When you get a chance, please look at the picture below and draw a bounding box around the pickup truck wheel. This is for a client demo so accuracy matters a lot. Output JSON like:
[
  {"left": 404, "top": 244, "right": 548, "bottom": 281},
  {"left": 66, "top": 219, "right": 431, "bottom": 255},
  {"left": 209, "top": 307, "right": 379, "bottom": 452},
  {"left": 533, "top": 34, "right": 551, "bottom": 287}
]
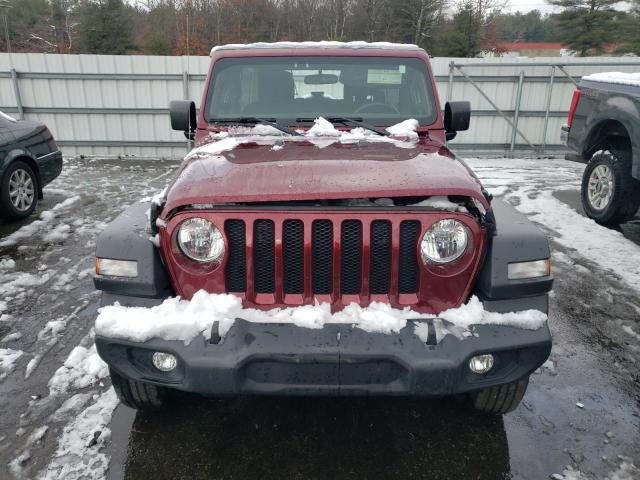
[
  {"left": 0, "top": 161, "right": 39, "bottom": 220},
  {"left": 110, "top": 368, "right": 167, "bottom": 410},
  {"left": 581, "top": 149, "right": 640, "bottom": 225},
  {"left": 471, "top": 377, "right": 529, "bottom": 414}
]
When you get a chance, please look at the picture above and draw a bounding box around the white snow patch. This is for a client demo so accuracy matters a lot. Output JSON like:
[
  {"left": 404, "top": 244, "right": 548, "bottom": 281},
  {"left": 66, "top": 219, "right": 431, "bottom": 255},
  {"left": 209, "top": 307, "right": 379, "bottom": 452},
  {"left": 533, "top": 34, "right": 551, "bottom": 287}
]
[
  {"left": 48, "top": 344, "right": 109, "bottom": 395},
  {"left": 186, "top": 136, "right": 241, "bottom": 159},
  {"left": 582, "top": 71, "right": 640, "bottom": 87},
  {"left": 410, "top": 195, "right": 468, "bottom": 212},
  {"left": 0, "top": 348, "right": 24, "bottom": 380},
  {"left": 96, "top": 291, "right": 547, "bottom": 346},
  {"left": 0, "top": 196, "right": 80, "bottom": 247},
  {"left": 307, "top": 117, "right": 342, "bottom": 137},
  {"left": 151, "top": 187, "right": 167, "bottom": 206},
  {"left": 39, "top": 388, "right": 118, "bottom": 480},
  {"left": 386, "top": 118, "right": 419, "bottom": 139},
  {"left": 42, "top": 223, "right": 71, "bottom": 243},
  {"left": 0, "top": 258, "right": 16, "bottom": 269}
]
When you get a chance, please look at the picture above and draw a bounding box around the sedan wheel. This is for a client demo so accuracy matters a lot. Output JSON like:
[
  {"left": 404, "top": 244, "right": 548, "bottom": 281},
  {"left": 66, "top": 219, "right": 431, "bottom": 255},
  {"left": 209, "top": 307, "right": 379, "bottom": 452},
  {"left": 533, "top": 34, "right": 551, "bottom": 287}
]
[
  {"left": 0, "top": 161, "right": 39, "bottom": 220},
  {"left": 9, "top": 168, "right": 36, "bottom": 212}
]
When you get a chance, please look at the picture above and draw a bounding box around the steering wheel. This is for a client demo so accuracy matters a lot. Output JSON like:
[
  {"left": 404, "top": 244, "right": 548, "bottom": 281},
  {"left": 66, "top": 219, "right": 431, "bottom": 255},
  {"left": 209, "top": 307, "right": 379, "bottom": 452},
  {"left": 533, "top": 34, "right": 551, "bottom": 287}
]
[{"left": 354, "top": 103, "right": 401, "bottom": 115}]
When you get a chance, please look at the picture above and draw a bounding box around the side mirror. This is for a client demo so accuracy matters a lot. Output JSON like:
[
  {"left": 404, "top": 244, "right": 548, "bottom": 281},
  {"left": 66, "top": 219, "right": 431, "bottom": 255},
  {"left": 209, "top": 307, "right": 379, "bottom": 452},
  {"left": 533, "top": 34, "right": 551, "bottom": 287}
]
[
  {"left": 444, "top": 101, "right": 471, "bottom": 141},
  {"left": 170, "top": 100, "right": 196, "bottom": 140}
]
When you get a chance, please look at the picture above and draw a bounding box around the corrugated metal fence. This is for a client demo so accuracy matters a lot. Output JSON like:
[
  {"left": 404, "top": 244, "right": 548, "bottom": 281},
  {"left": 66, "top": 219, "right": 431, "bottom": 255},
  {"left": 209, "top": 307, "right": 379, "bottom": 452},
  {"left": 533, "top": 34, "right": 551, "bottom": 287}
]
[{"left": 1, "top": 53, "right": 639, "bottom": 159}]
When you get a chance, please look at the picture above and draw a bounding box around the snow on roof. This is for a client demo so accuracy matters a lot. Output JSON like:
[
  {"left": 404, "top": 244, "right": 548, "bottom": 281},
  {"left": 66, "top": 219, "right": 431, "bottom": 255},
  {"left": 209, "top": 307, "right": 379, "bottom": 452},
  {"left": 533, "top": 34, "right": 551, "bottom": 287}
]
[
  {"left": 581, "top": 72, "right": 640, "bottom": 88},
  {"left": 211, "top": 41, "right": 422, "bottom": 56}
]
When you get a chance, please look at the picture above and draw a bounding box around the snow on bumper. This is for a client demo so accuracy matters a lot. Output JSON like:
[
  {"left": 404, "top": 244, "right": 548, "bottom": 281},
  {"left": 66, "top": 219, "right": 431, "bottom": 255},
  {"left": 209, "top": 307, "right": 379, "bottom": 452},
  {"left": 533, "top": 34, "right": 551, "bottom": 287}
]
[{"left": 95, "top": 292, "right": 551, "bottom": 396}]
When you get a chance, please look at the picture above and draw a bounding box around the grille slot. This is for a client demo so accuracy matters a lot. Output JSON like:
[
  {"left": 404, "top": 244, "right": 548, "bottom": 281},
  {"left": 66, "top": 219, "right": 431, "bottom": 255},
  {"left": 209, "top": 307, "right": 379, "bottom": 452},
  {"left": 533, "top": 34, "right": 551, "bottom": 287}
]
[
  {"left": 254, "top": 220, "right": 275, "bottom": 293},
  {"left": 283, "top": 220, "right": 304, "bottom": 294},
  {"left": 224, "top": 220, "right": 246, "bottom": 292},
  {"left": 341, "top": 220, "right": 362, "bottom": 295},
  {"left": 312, "top": 220, "right": 333, "bottom": 294},
  {"left": 370, "top": 220, "right": 391, "bottom": 294},
  {"left": 398, "top": 220, "right": 421, "bottom": 294}
]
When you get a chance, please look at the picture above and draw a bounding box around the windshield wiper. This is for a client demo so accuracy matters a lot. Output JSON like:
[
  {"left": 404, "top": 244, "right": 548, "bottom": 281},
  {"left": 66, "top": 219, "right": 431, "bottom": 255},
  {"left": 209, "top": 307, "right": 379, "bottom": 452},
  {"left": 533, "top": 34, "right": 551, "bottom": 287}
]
[
  {"left": 296, "top": 117, "right": 390, "bottom": 137},
  {"left": 210, "top": 117, "right": 302, "bottom": 136}
]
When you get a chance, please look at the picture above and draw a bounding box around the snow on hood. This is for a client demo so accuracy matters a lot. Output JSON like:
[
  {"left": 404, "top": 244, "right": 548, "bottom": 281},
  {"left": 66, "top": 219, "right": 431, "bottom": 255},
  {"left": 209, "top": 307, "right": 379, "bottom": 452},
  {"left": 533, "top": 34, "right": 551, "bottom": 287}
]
[
  {"left": 582, "top": 71, "right": 640, "bottom": 87},
  {"left": 187, "top": 117, "right": 420, "bottom": 159},
  {"left": 211, "top": 41, "right": 422, "bottom": 55},
  {"left": 95, "top": 291, "right": 547, "bottom": 346}
]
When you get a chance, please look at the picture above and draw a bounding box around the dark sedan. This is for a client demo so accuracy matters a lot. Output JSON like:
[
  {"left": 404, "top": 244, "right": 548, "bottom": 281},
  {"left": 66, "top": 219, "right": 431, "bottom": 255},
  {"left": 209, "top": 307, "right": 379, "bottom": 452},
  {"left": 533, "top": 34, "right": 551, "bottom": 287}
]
[{"left": 0, "top": 111, "right": 63, "bottom": 219}]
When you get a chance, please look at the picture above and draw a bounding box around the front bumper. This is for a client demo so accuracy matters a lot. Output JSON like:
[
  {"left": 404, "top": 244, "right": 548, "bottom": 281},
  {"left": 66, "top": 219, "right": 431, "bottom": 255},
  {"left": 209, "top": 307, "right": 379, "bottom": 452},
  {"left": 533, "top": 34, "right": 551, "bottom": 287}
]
[{"left": 96, "top": 313, "right": 551, "bottom": 397}]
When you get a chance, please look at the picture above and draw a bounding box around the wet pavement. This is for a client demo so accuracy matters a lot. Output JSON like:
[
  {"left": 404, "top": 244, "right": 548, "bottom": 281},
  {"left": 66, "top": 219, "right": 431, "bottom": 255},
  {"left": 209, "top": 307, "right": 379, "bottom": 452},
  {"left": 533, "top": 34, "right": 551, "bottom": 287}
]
[{"left": 0, "top": 157, "right": 638, "bottom": 480}]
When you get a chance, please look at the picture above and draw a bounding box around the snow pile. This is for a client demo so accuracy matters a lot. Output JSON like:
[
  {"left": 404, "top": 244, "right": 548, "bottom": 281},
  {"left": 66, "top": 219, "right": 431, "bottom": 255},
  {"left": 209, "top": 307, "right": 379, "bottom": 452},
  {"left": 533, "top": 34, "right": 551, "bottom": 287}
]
[
  {"left": 39, "top": 388, "right": 119, "bottom": 480},
  {"left": 211, "top": 41, "right": 421, "bottom": 55},
  {"left": 0, "top": 348, "right": 24, "bottom": 380},
  {"left": 0, "top": 258, "right": 16, "bottom": 269},
  {"left": 0, "top": 196, "right": 80, "bottom": 247},
  {"left": 307, "top": 116, "right": 342, "bottom": 137},
  {"left": 582, "top": 71, "right": 640, "bottom": 87},
  {"left": 386, "top": 118, "right": 419, "bottom": 139},
  {"left": 42, "top": 223, "right": 71, "bottom": 243},
  {"left": 96, "top": 290, "right": 547, "bottom": 346},
  {"left": 48, "top": 344, "right": 109, "bottom": 395},
  {"left": 411, "top": 196, "right": 468, "bottom": 212}
]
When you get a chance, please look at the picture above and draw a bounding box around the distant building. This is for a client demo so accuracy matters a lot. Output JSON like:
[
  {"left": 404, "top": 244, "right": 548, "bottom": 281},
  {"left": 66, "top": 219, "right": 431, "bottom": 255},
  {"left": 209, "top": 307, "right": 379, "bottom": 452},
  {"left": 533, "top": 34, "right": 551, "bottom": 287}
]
[
  {"left": 492, "top": 42, "right": 620, "bottom": 58},
  {"left": 496, "top": 42, "right": 572, "bottom": 57}
]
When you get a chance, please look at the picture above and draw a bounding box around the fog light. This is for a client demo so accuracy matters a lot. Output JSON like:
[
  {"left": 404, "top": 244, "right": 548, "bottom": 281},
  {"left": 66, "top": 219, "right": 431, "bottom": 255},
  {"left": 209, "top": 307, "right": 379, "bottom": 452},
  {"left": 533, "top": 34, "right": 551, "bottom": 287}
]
[
  {"left": 152, "top": 352, "right": 177, "bottom": 372},
  {"left": 469, "top": 354, "right": 494, "bottom": 374}
]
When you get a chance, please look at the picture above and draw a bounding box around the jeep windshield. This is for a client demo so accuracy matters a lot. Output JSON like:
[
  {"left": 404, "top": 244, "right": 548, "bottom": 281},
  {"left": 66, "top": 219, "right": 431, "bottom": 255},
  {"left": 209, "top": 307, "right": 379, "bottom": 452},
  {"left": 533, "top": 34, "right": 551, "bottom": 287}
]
[{"left": 205, "top": 56, "right": 437, "bottom": 127}]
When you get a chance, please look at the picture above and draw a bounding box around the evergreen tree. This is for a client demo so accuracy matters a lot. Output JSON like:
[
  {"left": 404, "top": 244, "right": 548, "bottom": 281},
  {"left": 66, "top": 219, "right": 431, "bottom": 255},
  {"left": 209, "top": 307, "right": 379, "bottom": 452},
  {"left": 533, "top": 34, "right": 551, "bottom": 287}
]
[
  {"left": 548, "top": 0, "right": 621, "bottom": 56},
  {"left": 77, "top": 0, "right": 134, "bottom": 54}
]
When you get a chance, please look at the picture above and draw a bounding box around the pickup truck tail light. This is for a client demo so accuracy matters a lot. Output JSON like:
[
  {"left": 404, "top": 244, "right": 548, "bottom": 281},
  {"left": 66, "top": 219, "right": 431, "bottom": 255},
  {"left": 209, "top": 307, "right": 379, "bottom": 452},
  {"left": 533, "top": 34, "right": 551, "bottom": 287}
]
[{"left": 567, "top": 89, "right": 582, "bottom": 128}]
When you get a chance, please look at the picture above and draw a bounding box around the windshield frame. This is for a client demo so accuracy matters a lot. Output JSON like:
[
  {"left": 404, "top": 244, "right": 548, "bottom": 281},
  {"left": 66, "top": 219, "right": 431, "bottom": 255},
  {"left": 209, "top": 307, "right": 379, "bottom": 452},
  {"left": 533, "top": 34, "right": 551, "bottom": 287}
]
[{"left": 203, "top": 55, "right": 438, "bottom": 128}]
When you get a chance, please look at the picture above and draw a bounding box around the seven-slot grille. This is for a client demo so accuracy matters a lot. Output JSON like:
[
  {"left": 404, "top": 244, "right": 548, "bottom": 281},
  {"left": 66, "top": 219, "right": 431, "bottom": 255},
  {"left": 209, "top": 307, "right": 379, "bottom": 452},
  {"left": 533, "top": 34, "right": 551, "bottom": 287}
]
[{"left": 224, "top": 218, "right": 421, "bottom": 300}]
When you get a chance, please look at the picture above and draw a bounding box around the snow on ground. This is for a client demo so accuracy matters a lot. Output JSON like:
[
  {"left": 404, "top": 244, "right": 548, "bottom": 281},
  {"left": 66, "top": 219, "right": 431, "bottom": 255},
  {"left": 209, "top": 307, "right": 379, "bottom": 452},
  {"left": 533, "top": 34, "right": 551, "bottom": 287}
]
[
  {"left": 48, "top": 342, "right": 108, "bottom": 396},
  {"left": 96, "top": 291, "right": 547, "bottom": 346},
  {"left": 39, "top": 388, "right": 118, "bottom": 480},
  {"left": 0, "top": 348, "right": 23, "bottom": 380},
  {"left": 0, "top": 196, "right": 79, "bottom": 248},
  {"left": 582, "top": 72, "right": 640, "bottom": 87}
]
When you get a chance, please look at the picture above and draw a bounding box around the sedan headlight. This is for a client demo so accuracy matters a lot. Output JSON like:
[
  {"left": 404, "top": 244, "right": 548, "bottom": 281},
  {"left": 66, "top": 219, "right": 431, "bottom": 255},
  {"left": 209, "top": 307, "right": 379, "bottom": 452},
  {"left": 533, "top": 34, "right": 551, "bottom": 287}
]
[
  {"left": 177, "top": 218, "right": 225, "bottom": 263},
  {"left": 420, "top": 219, "right": 470, "bottom": 264}
]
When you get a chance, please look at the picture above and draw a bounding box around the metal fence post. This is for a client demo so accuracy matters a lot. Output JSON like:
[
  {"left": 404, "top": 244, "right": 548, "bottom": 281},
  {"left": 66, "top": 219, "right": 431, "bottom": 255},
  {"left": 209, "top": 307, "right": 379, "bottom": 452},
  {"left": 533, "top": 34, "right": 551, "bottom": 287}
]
[
  {"left": 10, "top": 68, "right": 24, "bottom": 119},
  {"left": 510, "top": 71, "right": 525, "bottom": 154},
  {"left": 541, "top": 66, "right": 555, "bottom": 154},
  {"left": 447, "top": 61, "right": 454, "bottom": 102}
]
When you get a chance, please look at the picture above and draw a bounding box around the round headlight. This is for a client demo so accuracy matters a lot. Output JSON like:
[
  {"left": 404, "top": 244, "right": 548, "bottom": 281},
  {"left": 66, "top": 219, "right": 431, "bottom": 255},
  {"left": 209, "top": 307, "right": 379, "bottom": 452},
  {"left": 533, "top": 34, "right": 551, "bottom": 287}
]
[
  {"left": 420, "top": 219, "right": 470, "bottom": 264},
  {"left": 177, "top": 218, "right": 224, "bottom": 263}
]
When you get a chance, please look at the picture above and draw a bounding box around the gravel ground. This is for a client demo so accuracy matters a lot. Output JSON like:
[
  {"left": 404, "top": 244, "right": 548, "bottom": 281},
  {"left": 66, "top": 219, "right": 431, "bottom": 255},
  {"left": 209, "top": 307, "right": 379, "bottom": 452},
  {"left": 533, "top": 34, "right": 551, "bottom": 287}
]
[{"left": 0, "top": 156, "right": 639, "bottom": 480}]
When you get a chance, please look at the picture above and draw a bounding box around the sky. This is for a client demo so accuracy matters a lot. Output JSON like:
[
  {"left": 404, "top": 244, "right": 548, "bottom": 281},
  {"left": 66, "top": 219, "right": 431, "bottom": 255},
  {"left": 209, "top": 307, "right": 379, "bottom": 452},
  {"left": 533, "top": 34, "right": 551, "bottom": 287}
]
[{"left": 504, "top": 0, "right": 631, "bottom": 14}]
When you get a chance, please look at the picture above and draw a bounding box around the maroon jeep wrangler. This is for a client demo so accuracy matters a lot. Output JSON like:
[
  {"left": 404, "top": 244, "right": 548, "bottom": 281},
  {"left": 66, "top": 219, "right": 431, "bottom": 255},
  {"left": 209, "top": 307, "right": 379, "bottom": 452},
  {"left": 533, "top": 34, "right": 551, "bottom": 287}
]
[{"left": 94, "top": 42, "right": 553, "bottom": 413}]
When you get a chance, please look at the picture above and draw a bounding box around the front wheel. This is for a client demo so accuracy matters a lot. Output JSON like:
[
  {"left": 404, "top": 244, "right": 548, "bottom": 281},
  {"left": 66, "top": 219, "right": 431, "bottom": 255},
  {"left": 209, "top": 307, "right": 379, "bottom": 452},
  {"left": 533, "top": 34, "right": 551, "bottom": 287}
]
[
  {"left": 581, "top": 150, "right": 640, "bottom": 225},
  {"left": 109, "top": 368, "right": 168, "bottom": 410},
  {"left": 471, "top": 377, "right": 529, "bottom": 414},
  {"left": 0, "top": 160, "right": 39, "bottom": 219}
]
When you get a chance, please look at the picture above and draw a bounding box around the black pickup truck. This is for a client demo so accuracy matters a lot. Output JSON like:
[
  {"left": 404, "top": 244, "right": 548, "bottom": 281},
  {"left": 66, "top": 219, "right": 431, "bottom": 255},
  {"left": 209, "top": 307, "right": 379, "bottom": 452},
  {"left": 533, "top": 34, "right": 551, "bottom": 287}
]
[{"left": 562, "top": 72, "right": 640, "bottom": 225}]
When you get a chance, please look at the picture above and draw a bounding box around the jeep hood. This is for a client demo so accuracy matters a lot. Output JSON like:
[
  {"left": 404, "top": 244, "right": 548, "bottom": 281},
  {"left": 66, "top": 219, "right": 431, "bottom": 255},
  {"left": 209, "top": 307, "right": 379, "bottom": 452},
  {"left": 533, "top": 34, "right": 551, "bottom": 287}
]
[{"left": 162, "top": 140, "right": 489, "bottom": 213}]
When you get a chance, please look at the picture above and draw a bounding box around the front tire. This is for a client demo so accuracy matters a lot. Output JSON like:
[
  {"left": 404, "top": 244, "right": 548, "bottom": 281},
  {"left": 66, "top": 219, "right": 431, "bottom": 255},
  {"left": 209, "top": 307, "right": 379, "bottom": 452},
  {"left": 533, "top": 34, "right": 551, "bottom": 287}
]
[
  {"left": 110, "top": 368, "right": 168, "bottom": 410},
  {"left": 471, "top": 377, "right": 529, "bottom": 414},
  {"left": 581, "top": 149, "right": 640, "bottom": 225},
  {"left": 0, "top": 161, "right": 39, "bottom": 219}
]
